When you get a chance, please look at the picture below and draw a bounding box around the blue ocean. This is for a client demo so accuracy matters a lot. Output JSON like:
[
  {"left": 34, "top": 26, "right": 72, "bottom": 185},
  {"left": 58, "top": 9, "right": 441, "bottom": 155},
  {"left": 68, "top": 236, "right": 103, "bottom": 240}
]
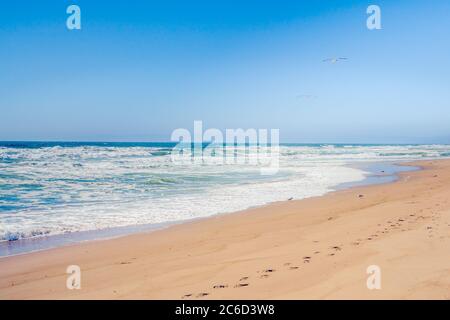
[{"left": 1, "top": 142, "right": 449, "bottom": 252}]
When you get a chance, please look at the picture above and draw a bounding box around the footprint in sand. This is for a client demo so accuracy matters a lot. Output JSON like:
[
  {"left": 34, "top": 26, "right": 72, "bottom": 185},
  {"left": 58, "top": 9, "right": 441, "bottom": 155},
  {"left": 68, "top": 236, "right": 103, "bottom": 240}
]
[
  {"left": 213, "top": 284, "right": 228, "bottom": 289},
  {"left": 289, "top": 266, "right": 299, "bottom": 270},
  {"left": 196, "top": 292, "right": 210, "bottom": 297},
  {"left": 303, "top": 256, "right": 311, "bottom": 263},
  {"left": 182, "top": 294, "right": 193, "bottom": 299},
  {"left": 239, "top": 276, "right": 249, "bottom": 281},
  {"left": 234, "top": 283, "right": 249, "bottom": 288}
]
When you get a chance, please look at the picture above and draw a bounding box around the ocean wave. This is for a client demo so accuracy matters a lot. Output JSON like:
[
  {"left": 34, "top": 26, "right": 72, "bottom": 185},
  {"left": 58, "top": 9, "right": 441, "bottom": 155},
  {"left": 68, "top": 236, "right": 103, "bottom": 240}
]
[{"left": 1, "top": 144, "right": 450, "bottom": 241}]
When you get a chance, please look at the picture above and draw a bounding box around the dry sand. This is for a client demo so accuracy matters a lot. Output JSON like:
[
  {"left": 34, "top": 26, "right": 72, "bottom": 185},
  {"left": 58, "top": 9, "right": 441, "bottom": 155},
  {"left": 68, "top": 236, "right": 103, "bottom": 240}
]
[{"left": 0, "top": 159, "right": 449, "bottom": 300}]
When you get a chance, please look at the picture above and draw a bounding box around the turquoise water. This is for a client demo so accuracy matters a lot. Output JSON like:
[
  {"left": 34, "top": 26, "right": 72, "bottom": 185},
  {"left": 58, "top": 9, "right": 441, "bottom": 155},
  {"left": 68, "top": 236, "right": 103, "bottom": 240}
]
[{"left": 1, "top": 142, "right": 449, "bottom": 249}]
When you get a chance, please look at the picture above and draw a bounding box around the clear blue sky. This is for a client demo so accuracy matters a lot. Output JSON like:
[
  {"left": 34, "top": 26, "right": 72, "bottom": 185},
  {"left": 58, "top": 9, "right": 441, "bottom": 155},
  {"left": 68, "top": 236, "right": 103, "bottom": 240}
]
[{"left": 1, "top": 0, "right": 449, "bottom": 143}]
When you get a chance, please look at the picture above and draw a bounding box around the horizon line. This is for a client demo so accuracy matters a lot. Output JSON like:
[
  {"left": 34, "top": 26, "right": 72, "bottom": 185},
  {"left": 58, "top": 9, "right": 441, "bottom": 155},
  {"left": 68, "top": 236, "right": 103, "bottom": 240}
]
[{"left": 1, "top": 140, "right": 449, "bottom": 146}]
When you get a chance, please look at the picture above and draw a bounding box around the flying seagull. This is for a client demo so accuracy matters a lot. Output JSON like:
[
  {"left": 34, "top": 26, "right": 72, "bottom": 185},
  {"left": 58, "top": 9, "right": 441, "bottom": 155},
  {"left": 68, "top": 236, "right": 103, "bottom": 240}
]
[
  {"left": 322, "top": 57, "right": 348, "bottom": 64},
  {"left": 296, "top": 94, "right": 318, "bottom": 99}
]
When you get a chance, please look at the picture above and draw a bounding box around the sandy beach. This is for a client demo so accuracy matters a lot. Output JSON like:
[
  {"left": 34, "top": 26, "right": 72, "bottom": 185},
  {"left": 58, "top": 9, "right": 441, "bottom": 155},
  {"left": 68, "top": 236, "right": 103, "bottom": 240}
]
[{"left": 0, "top": 159, "right": 449, "bottom": 300}]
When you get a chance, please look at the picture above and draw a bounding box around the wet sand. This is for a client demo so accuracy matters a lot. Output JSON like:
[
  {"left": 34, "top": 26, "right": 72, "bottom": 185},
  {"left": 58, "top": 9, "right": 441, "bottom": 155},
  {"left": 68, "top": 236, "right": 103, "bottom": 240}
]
[{"left": 1, "top": 159, "right": 449, "bottom": 299}]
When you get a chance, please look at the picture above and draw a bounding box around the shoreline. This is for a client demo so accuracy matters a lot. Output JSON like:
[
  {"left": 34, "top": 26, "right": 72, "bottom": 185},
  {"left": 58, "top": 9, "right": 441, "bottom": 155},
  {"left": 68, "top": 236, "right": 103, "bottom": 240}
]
[
  {"left": 1, "top": 159, "right": 449, "bottom": 299},
  {"left": 0, "top": 160, "right": 417, "bottom": 258}
]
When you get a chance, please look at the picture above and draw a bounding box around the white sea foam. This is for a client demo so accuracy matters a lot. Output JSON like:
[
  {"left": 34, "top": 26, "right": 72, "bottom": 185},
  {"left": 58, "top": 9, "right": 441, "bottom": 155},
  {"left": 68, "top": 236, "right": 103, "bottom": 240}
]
[{"left": 1, "top": 144, "right": 449, "bottom": 241}]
